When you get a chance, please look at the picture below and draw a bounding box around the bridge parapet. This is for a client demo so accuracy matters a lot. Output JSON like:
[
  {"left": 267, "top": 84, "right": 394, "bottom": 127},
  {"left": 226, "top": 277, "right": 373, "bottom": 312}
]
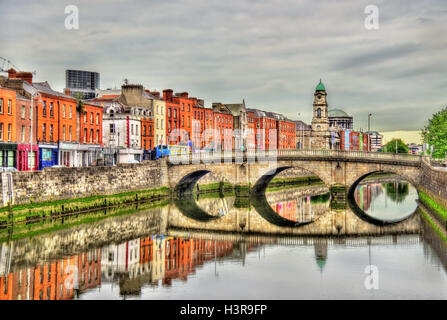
[{"left": 168, "top": 149, "right": 422, "bottom": 166}]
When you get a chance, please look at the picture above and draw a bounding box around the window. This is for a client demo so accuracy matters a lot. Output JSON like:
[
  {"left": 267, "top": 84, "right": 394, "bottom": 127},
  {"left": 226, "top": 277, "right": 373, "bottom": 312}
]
[
  {"left": 84, "top": 112, "right": 87, "bottom": 123},
  {"left": 136, "top": 125, "right": 139, "bottom": 136},
  {"left": 110, "top": 123, "right": 115, "bottom": 134},
  {"left": 43, "top": 101, "right": 47, "bottom": 117},
  {"left": 21, "top": 126, "right": 25, "bottom": 142},
  {"left": 168, "top": 108, "right": 171, "bottom": 118},
  {"left": 7, "top": 124, "right": 11, "bottom": 141},
  {"left": 50, "top": 124, "right": 53, "bottom": 141},
  {"left": 62, "top": 125, "right": 66, "bottom": 141},
  {"left": 156, "top": 119, "right": 159, "bottom": 129},
  {"left": 69, "top": 106, "right": 72, "bottom": 119},
  {"left": 50, "top": 102, "right": 53, "bottom": 117},
  {"left": 131, "top": 124, "right": 134, "bottom": 135},
  {"left": 317, "top": 108, "right": 321, "bottom": 118},
  {"left": 0, "top": 123, "right": 2, "bottom": 141},
  {"left": 0, "top": 98, "right": 3, "bottom": 113},
  {"left": 90, "top": 129, "right": 94, "bottom": 143},
  {"left": 97, "top": 129, "right": 100, "bottom": 143},
  {"left": 42, "top": 124, "right": 46, "bottom": 140},
  {"left": 7, "top": 100, "right": 12, "bottom": 114},
  {"left": 21, "top": 105, "right": 26, "bottom": 118},
  {"left": 83, "top": 128, "right": 87, "bottom": 143},
  {"left": 69, "top": 126, "right": 72, "bottom": 141},
  {"left": 62, "top": 104, "right": 66, "bottom": 118},
  {"left": 90, "top": 113, "right": 93, "bottom": 124},
  {"left": 96, "top": 113, "right": 99, "bottom": 125}
]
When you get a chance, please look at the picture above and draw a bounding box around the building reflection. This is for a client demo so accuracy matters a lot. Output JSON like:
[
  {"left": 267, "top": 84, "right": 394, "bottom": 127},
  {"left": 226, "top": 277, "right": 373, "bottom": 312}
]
[
  {"left": 0, "top": 236, "right": 251, "bottom": 299},
  {"left": 269, "top": 193, "right": 330, "bottom": 223},
  {"left": 354, "top": 183, "right": 383, "bottom": 212},
  {"left": 0, "top": 248, "right": 101, "bottom": 300}
]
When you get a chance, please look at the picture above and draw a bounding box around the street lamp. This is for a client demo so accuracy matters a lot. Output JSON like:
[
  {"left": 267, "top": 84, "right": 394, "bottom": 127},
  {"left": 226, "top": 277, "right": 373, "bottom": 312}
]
[
  {"left": 368, "top": 113, "right": 372, "bottom": 132},
  {"left": 30, "top": 90, "right": 42, "bottom": 170}
]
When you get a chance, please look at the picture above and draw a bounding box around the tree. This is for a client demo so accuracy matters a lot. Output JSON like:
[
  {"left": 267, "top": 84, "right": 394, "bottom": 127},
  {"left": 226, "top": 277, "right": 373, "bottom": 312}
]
[
  {"left": 422, "top": 107, "right": 447, "bottom": 159},
  {"left": 381, "top": 138, "right": 409, "bottom": 154},
  {"left": 72, "top": 92, "right": 85, "bottom": 113}
]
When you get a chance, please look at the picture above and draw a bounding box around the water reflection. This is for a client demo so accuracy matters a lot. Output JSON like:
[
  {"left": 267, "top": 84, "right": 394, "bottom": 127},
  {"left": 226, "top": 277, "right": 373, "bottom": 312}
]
[
  {"left": 353, "top": 179, "right": 418, "bottom": 223},
  {"left": 0, "top": 177, "right": 445, "bottom": 300}
]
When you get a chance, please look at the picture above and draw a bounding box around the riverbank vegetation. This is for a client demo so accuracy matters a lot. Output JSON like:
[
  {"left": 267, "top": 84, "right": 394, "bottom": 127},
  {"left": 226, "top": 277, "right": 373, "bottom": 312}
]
[
  {"left": 418, "top": 190, "right": 447, "bottom": 223},
  {"left": 0, "top": 187, "right": 170, "bottom": 227}
]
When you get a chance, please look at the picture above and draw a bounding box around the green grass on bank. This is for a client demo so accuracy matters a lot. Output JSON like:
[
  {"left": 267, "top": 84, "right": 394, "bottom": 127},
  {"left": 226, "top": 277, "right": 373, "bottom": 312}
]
[
  {"left": 418, "top": 190, "right": 447, "bottom": 222},
  {"left": 0, "top": 186, "right": 170, "bottom": 225},
  {"left": 418, "top": 207, "right": 447, "bottom": 243}
]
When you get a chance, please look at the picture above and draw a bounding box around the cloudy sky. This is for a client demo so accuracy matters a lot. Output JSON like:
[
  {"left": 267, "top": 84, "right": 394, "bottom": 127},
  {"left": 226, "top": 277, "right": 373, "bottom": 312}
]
[{"left": 1, "top": 0, "right": 446, "bottom": 133}]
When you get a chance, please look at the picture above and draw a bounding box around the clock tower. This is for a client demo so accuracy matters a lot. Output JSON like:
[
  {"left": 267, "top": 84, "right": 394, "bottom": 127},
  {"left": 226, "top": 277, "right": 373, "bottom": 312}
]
[{"left": 311, "top": 79, "right": 330, "bottom": 149}]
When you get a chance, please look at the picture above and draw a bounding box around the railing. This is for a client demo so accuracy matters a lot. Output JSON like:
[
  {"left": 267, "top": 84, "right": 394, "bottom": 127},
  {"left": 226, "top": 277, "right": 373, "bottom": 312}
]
[{"left": 167, "top": 149, "right": 422, "bottom": 165}]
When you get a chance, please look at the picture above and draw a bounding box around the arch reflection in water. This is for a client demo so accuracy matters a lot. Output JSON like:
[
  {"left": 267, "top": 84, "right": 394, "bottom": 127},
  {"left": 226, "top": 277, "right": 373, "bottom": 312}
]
[
  {"left": 351, "top": 176, "right": 419, "bottom": 224},
  {"left": 183, "top": 184, "right": 332, "bottom": 228}
]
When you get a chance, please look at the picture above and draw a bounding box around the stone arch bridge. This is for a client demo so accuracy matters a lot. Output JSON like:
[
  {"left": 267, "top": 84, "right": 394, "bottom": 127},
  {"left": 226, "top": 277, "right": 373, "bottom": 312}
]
[{"left": 166, "top": 150, "right": 422, "bottom": 194}]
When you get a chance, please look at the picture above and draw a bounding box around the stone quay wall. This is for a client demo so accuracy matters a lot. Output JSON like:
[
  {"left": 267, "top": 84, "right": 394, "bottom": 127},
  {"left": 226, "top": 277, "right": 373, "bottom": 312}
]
[
  {"left": 420, "top": 158, "right": 447, "bottom": 207},
  {"left": 1, "top": 160, "right": 170, "bottom": 206}
]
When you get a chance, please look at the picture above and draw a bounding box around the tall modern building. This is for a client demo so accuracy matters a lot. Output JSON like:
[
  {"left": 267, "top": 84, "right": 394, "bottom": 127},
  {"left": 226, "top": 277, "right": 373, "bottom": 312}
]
[{"left": 65, "top": 69, "right": 100, "bottom": 99}]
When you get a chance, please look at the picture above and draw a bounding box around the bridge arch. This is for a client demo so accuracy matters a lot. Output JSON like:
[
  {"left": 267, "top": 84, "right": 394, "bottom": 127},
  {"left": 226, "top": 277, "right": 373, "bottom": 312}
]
[
  {"left": 347, "top": 170, "right": 419, "bottom": 225},
  {"left": 173, "top": 165, "right": 236, "bottom": 193},
  {"left": 251, "top": 165, "right": 327, "bottom": 195}
]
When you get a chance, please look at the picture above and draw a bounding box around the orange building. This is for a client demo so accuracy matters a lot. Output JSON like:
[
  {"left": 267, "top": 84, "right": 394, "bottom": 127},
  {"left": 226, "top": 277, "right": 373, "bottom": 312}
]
[
  {"left": 163, "top": 90, "right": 197, "bottom": 145},
  {"left": 277, "top": 119, "right": 296, "bottom": 149},
  {"left": 0, "top": 86, "right": 17, "bottom": 167},
  {"left": 164, "top": 89, "right": 181, "bottom": 145},
  {"left": 213, "top": 111, "right": 233, "bottom": 151},
  {"left": 141, "top": 117, "right": 154, "bottom": 151}
]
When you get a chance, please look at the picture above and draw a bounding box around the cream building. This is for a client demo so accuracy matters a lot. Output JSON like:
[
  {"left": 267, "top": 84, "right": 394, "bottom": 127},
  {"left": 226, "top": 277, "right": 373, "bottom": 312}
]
[{"left": 152, "top": 97, "right": 166, "bottom": 146}]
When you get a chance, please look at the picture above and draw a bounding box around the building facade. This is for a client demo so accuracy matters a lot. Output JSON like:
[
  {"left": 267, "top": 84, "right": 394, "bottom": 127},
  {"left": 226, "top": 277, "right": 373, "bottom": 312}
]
[{"left": 65, "top": 70, "right": 100, "bottom": 100}]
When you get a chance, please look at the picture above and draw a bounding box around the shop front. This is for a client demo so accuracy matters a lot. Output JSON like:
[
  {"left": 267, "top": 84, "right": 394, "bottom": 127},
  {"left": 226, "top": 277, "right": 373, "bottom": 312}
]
[
  {"left": 58, "top": 142, "right": 79, "bottom": 167},
  {"left": 38, "top": 143, "right": 58, "bottom": 169},
  {"left": 77, "top": 143, "right": 102, "bottom": 166},
  {"left": 0, "top": 143, "right": 17, "bottom": 168},
  {"left": 117, "top": 148, "right": 143, "bottom": 164},
  {"left": 17, "top": 144, "right": 39, "bottom": 171}
]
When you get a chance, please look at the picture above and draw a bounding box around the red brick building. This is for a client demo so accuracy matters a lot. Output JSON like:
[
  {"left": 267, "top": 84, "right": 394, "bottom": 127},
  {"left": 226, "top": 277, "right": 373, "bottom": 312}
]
[{"left": 213, "top": 111, "right": 233, "bottom": 151}]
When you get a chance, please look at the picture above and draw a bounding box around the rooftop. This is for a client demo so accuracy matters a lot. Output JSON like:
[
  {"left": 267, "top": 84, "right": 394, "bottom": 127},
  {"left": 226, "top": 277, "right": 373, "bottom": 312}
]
[{"left": 328, "top": 108, "right": 351, "bottom": 118}]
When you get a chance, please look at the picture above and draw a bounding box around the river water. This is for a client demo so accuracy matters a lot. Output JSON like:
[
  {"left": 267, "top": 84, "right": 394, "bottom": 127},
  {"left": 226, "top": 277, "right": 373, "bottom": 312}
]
[{"left": 0, "top": 177, "right": 446, "bottom": 300}]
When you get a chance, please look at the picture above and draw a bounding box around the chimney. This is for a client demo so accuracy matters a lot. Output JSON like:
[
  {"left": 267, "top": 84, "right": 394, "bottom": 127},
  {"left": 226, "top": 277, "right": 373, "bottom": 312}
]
[
  {"left": 197, "top": 99, "right": 204, "bottom": 106},
  {"left": 152, "top": 91, "right": 160, "bottom": 99},
  {"left": 121, "top": 84, "right": 143, "bottom": 98},
  {"left": 16, "top": 72, "right": 33, "bottom": 84},
  {"left": 8, "top": 68, "right": 16, "bottom": 79},
  {"left": 163, "top": 89, "right": 173, "bottom": 101},
  {"left": 181, "top": 92, "right": 188, "bottom": 98},
  {"left": 64, "top": 88, "right": 71, "bottom": 96}
]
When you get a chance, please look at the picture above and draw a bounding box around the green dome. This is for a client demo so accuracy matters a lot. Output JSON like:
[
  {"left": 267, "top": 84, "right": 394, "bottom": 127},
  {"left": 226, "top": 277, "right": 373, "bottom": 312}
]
[
  {"left": 316, "top": 257, "right": 326, "bottom": 272},
  {"left": 328, "top": 108, "right": 350, "bottom": 117},
  {"left": 316, "top": 79, "right": 326, "bottom": 91}
]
